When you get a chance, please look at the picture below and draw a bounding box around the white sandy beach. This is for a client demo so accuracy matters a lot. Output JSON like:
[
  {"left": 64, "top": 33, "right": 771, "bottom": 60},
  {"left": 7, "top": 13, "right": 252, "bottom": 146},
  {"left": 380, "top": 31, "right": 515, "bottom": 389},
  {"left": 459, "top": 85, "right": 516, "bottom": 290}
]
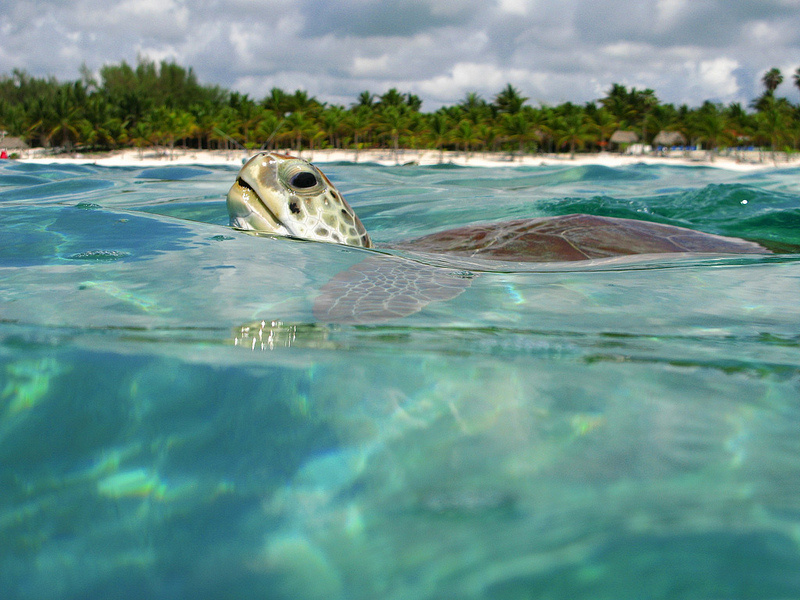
[{"left": 12, "top": 146, "right": 792, "bottom": 171}]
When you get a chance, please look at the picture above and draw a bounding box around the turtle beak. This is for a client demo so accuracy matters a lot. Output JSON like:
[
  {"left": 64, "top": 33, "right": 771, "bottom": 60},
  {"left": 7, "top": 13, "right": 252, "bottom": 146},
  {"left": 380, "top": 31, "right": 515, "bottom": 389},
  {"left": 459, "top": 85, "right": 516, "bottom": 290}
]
[{"left": 226, "top": 154, "right": 291, "bottom": 235}]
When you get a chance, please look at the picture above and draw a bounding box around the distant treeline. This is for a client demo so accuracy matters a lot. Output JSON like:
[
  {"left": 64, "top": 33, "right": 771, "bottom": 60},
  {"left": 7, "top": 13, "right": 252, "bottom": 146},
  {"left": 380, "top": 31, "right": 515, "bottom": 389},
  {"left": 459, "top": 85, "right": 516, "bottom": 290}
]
[{"left": 1, "top": 59, "right": 800, "bottom": 157}]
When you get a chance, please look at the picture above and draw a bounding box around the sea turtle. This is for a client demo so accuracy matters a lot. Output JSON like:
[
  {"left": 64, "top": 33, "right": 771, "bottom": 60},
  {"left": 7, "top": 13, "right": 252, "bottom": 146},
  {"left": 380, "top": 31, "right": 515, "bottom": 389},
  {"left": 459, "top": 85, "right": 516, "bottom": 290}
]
[{"left": 227, "top": 152, "right": 769, "bottom": 323}]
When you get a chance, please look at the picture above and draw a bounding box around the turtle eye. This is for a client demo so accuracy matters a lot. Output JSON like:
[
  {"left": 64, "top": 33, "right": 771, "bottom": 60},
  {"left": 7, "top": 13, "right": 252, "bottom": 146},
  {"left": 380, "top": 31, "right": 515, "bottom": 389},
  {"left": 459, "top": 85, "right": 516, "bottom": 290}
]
[{"left": 289, "top": 172, "right": 318, "bottom": 189}]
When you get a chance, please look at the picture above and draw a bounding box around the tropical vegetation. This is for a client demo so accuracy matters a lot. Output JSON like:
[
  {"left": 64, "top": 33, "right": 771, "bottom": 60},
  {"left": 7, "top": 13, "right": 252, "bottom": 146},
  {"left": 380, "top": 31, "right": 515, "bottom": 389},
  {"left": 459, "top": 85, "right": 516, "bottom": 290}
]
[{"left": 3, "top": 59, "right": 800, "bottom": 161}]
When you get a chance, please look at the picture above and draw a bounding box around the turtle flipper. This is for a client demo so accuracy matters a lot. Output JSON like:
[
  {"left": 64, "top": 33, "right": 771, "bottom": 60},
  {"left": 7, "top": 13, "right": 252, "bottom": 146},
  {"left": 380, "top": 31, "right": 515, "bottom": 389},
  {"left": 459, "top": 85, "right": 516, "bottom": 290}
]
[{"left": 313, "top": 257, "right": 473, "bottom": 324}]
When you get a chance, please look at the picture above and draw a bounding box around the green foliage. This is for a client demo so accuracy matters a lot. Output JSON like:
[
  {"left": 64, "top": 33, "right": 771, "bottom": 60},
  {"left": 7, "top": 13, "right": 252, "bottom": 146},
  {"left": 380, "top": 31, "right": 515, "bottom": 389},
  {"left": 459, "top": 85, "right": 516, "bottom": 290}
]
[
  {"left": 3, "top": 60, "right": 800, "bottom": 157},
  {"left": 494, "top": 83, "right": 527, "bottom": 115},
  {"left": 762, "top": 68, "right": 784, "bottom": 94}
]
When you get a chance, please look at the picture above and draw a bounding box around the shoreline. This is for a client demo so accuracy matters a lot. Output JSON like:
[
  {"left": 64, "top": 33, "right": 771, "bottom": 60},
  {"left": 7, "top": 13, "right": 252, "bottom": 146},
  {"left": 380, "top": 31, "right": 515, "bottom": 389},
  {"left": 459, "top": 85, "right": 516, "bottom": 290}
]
[{"left": 10, "top": 147, "right": 792, "bottom": 171}]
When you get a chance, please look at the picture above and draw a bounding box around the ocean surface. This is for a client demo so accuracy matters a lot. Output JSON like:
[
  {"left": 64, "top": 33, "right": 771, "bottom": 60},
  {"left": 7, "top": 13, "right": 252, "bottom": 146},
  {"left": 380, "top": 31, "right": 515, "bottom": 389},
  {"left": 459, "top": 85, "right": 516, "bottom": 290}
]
[{"left": 2, "top": 157, "right": 800, "bottom": 599}]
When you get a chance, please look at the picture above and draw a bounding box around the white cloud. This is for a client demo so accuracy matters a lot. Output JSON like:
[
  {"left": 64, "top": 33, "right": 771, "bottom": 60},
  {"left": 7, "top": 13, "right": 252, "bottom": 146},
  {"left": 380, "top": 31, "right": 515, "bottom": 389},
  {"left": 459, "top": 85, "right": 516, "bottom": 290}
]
[
  {"left": 112, "top": 0, "right": 187, "bottom": 22},
  {"left": 655, "top": 0, "right": 688, "bottom": 30},
  {"left": 601, "top": 42, "right": 652, "bottom": 59},
  {"left": 2, "top": 0, "right": 800, "bottom": 108},
  {"left": 417, "top": 63, "right": 550, "bottom": 106},
  {"left": 418, "top": 62, "right": 507, "bottom": 99},
  {"left": 228, "top": 26, "right": 263, "bottom": 65},
  {"left": 430, "top": 0, "right": 486, "bottom": 17},
  {"left": 133, "top": 45, "right": 181, "bottom": 66},
  {"left": 68, "top": 0, "right": 191, "bottom": 42},
  {"left": 746, "top": 21, "right": 777, "bottom": 44},
  {"left": 351, "top": 55, "right": 391, "bottom": 77},
  {"left": 497, "top": 0, "right": 531, "bottom": 15},
  {"left": 697, "top": 58, "right": 740, "bottom": 97}
]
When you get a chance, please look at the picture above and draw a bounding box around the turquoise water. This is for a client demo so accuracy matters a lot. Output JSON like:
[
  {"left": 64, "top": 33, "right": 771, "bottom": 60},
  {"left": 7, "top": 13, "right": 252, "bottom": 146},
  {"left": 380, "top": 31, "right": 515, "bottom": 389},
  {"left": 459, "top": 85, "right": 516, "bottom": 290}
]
[{"left": 2, "top": 158, "right": 800, "bottom": 599}]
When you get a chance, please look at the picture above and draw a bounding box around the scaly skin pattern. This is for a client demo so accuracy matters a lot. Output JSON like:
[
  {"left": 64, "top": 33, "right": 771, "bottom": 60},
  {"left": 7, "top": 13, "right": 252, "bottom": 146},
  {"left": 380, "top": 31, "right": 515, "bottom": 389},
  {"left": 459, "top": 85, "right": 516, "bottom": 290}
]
[{"left": 227, "top": 152, "right": 371, "bottom": 247}]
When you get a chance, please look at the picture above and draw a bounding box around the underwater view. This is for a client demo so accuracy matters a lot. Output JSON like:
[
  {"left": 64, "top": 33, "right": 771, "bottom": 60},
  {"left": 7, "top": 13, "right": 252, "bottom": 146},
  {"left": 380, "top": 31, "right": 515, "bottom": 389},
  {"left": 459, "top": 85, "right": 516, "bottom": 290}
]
[{"left": 2, "top": 158, "right": 800, "bottom": 599}]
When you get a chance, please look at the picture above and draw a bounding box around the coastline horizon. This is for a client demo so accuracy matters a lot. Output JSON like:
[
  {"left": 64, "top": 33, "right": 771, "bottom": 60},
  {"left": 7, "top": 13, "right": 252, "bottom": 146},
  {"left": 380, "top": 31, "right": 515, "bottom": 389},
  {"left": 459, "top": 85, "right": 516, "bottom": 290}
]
[{"left": 10, "top": 146, "right": 792, "bottom": 171}]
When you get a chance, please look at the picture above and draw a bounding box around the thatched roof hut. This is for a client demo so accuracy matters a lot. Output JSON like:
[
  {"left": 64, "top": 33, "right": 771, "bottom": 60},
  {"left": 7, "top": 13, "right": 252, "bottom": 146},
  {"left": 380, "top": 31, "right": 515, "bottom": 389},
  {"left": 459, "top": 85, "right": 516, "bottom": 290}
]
[
  {"left": 609, "top": 130, "right": 639, "bottom": 145},
  {"left": 2, "top": 136, "right": 29, "bottom": 150},
  {"left": 653, "top": 130, "right": 686, "bottom": 147}
]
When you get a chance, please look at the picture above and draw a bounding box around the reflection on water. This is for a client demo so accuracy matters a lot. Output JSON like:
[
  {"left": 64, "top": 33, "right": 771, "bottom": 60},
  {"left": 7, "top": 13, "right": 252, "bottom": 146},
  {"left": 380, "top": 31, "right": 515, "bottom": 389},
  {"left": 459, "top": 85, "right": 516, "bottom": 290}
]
[{"left": 1, "top": 160, "right": 800, "bottom": 598}]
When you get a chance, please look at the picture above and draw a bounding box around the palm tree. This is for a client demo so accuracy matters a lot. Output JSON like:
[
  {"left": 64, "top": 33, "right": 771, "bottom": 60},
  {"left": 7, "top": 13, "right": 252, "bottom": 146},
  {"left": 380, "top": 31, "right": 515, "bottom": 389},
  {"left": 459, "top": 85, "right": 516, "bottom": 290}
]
[
  {"left": 405, "top": 93, "right": 423, "bottom": 112},
  {"left": 452, "top": 119, "right": 482, "bottom": 160},
  {"left": 494, "top": 84, "right": 527, "bottom": 115},
  {"left": 523, "top": 106, "right": 550, "bottom": 153},
  {"left": 378, "top": 88, "right": 406, "bottom": 108},
  {"left": 674, "top": 104, "right": 697, "bottom": 150},
  {"left": 785, "top": 108, "right": 800, "bottom": 154},
  {"left": 254, "top": 110, "right": 283, "bottom": 150},
  {"left": 460, "top": 92, "right": 484, "bottom": 111},
  {"left": 82, "top": 94, "right": 126, "bottom": 149},
  {"left": 288, "top": 90, "right": 320, "bottom": 114},
  {"left": 354, "top": 91, "right": 375, "bottom": 109},
  {"left": 500, "top": 112, "right": 530, "bottom": 159},
  {"left": 346, "top": 106, "right": 373, "bottom": 161},
  {"left": 24, "top": 97, "right": 51, "bottom": 147},
  {"left": 284, "top": 111, "right": 317, "bottom": 153},
  {"left": 722, "top": 102, "right": 753, "bottom": 159},
  {"left": 693, "top": 102, "right": 726, "bottom": 161},
  {"left": 113, "top": 89, "right": 152, "bottom": 130},
  {"left": 458, "top": 92, "right": 491, "bottom": 126},
  {"left": 600, "top": 83, "right": 637, "bottom": 126},
  {"left": 0, "top": 97, "right": 24, "bottom": 139},
  {"left": 212, "top": 105, "right": 245, "bottom": 151},
  {"left": 634, "top": 89, "right": 659, "bottom": 147},
  {"left": 762, "top": 68, "right": 783, "bottom": 94},
  {"left": 553, "top": 106, "right": 595, "bottom": 159},
  {"left": 376, "top": 105, "right": 412, "bottom": 162},
  {"left": 129, "top": 120, "right": 158, "bottom": 158},
  {"left": 476, "top": 122, "right": 498, "bottom": 157},
  {"left": 47, "top": 85, "right": 86, "bottom": 151},
  {"left": 755, "top": 94, "right": 790, "bottom": 164},
  {"left": 190, "top": 101, "right": 220, "bottom": 149},
  {"left": 321, "top": 105, "right": 346, "bottom": 149},
  {"left": 262, "top": 87, "right": 292, "bottom": 114},
  {"left": 229, "top": 94, "right": 262, "bottom": 147},
  {"left": 144, "top": 106, "right": 171, "bottom": 154},
  {"left": 600, "top": 84, "right": 658, "bottom": 143},
  {"left": 588, "top": 107, "right": 619, "bottom": 152},
  {"left": 171, "top": 109, "right": 198, "bottom": 151},
  {"left": 644, "top": 103, "right": 680, "bottom": 153}
]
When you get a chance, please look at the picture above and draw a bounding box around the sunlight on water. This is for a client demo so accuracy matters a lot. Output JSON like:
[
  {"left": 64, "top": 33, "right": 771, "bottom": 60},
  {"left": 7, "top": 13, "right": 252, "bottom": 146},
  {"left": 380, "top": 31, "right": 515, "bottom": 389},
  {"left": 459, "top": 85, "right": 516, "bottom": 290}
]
[{"left": 1, "top": 160, "right": 800, "bottom": 599}]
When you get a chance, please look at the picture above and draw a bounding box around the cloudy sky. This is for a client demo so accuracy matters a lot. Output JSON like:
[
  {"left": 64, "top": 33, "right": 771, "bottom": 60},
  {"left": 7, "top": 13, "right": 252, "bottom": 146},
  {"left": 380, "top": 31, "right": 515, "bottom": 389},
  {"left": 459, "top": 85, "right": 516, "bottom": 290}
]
[{"left": 2, "top": 0, "right": 800, "bottom": 109}]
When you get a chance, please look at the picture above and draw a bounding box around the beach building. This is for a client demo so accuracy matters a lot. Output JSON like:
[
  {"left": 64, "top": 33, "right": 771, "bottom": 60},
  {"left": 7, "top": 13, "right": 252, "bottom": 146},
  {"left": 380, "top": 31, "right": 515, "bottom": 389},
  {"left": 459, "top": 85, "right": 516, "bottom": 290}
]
[
  {"left": 653, "top": 130, "right": 687, "bottom": 148},
  {"left": 1, "top": 136, "right": 29, "bottom": 157},
  {"left": 609, "top": 130, "right": 639, "bottom": 152}
]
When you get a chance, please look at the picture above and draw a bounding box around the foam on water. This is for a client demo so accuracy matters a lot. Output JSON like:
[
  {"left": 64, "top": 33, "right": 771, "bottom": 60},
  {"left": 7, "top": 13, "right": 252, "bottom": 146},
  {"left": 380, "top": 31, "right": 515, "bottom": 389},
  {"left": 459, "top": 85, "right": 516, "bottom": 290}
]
[{"left": 2, "top": 159, "right": 800, "bottom": 599}]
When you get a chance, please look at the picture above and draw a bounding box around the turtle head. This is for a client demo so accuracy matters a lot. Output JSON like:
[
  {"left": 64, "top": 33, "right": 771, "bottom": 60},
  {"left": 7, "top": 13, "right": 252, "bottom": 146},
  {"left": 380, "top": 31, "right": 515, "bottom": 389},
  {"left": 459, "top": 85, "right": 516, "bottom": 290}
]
[{"left": 227, "top": 152, "right": 372, "bottom": 248}]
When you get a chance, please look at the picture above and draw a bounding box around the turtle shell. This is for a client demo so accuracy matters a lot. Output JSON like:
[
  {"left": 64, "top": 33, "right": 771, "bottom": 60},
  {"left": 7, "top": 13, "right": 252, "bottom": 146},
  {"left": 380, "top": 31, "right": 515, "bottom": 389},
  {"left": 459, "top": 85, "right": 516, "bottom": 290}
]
[
  {"left": 314, "top": 214, "right": 768, "bottom": 323},
  {"left": 394, "top": 214, "right": 767, "bottom": 262}
]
